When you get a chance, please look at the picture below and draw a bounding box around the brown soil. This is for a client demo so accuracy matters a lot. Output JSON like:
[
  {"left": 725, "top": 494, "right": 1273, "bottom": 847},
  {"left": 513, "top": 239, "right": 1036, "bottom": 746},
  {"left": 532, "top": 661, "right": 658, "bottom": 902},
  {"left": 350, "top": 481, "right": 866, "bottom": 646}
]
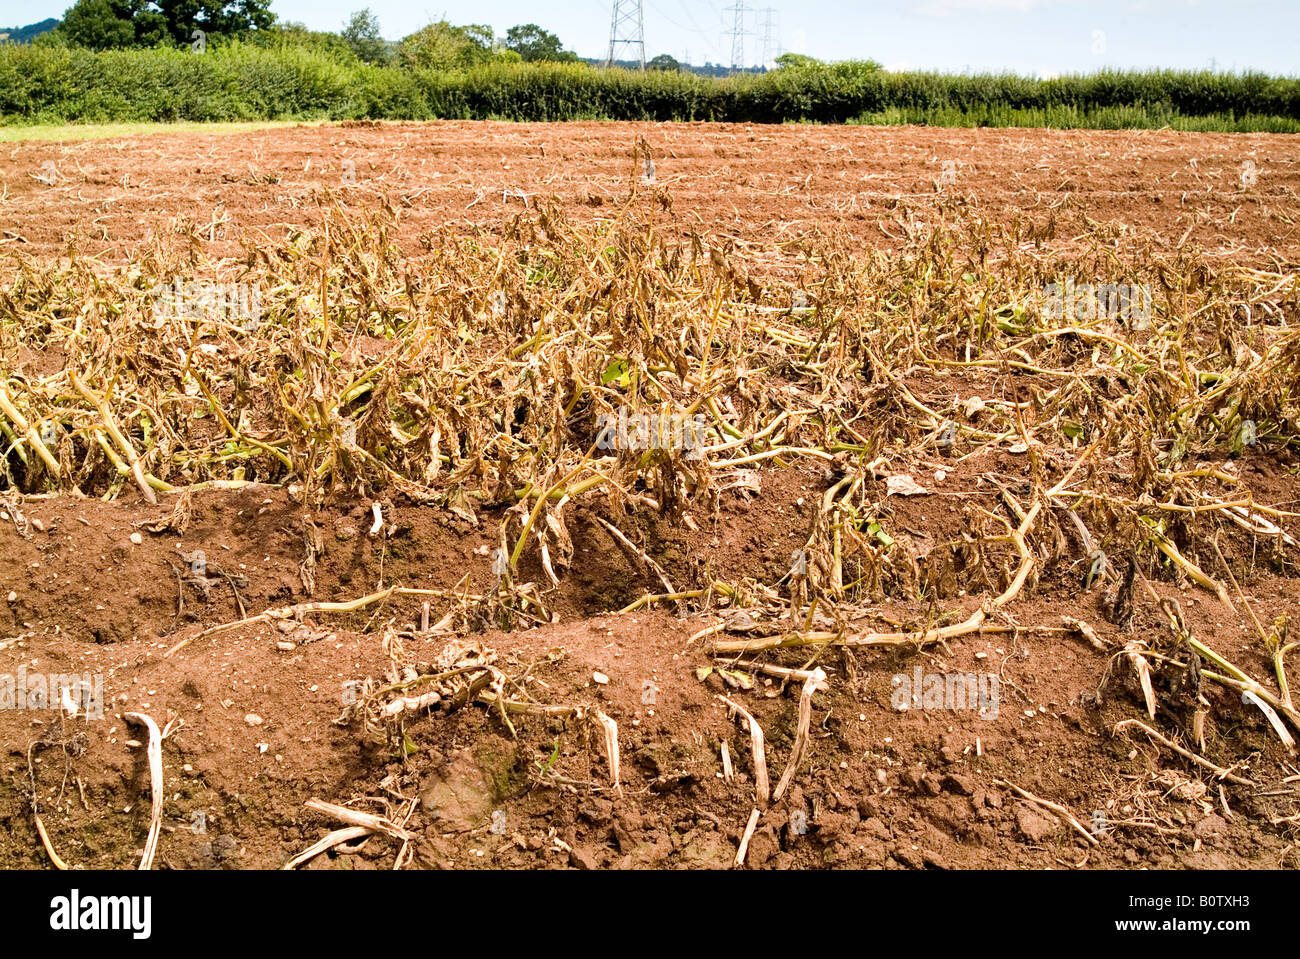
[
  {"left": 3, "top": 121, "right": 1298, "bottom": 268},
  {"left": 2, "top": 122, "right": 1299, "bottom": 871}
]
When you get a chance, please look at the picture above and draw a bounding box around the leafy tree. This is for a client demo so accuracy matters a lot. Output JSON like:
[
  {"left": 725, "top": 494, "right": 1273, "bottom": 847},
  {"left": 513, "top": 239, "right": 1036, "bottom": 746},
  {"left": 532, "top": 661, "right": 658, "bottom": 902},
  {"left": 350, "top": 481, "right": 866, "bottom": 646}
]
[
  {"left": 774, "top": 52, "right": 821, "bottom": 70},
  {"left": 60, "top": 0, "right": 135, "bottom": 48},
  {"left": 58, "top": 0, "right": 271, "bottom": 48},
  {"left": 58, "top": 0, "right": 166, "bottom": 49},
  {"left": 647, "top": 53, "right": 681, "bottom": 72},
  {"left": 341, "top": 8, "right": 388, "bottom": 64},
  {"left": 503, "top": 23, "right": 576, "bottom": 62},
  {"left": 256, "top": 20, "right": 357, "bottom": 61},
  {"left": 461, "top": 24, "right": 495, "bottom": 50},
  {"left": 152, "top": 0, "right": 275, "bottom": 45},
  {"left": 397, "top": 21, "right": 499, "bottom": 70}
]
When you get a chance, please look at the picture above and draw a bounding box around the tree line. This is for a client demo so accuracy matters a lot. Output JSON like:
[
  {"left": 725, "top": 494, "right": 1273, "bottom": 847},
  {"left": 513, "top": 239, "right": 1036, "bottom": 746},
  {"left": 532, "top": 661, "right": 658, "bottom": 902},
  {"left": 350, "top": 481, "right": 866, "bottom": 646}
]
[{"left": 9, "top": 1, "right": 596, "bottom": 70}]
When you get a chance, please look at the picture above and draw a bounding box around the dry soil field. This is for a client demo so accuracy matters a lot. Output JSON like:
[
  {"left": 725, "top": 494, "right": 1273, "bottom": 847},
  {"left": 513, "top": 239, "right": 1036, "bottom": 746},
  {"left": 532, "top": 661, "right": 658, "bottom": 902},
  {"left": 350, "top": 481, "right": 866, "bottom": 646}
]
[{"left": 1, "top": 120, "right": 1298, "bottom": 871}]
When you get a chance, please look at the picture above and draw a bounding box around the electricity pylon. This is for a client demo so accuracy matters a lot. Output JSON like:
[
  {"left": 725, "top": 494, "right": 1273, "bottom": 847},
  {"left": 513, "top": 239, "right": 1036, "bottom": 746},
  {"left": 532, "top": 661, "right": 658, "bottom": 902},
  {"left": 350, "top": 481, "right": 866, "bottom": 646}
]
[
  {"left": 759, "top": 7, "right": 780, "bottom": 65},
  {"left": 606, "top": 0, "right": 646, "bottom": 70},
  {"left": 724, "top": 1, "right": 749, "bottom": 71}
]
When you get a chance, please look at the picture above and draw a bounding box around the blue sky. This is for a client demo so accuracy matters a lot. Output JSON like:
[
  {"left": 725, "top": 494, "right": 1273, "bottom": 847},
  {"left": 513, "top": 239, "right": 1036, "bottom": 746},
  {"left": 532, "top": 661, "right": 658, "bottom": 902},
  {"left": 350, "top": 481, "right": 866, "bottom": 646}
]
[{"left": 5, "top": 0, "right": 1297, "bottom": 74}]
